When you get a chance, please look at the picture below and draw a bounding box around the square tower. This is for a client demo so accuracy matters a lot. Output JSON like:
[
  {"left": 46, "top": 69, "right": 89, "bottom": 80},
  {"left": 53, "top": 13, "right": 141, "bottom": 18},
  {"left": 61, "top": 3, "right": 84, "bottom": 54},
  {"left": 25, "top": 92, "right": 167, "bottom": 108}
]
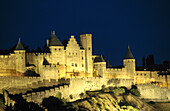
[{"left": 80, "top": 34, "right": 93, "bottom": 76}]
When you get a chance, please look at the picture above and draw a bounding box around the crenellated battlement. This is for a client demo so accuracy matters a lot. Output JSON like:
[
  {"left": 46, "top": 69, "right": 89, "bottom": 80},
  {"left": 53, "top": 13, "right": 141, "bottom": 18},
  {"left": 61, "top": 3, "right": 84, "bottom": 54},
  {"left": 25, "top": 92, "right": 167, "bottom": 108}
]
[
  {"left": 42, "top": 65, "right": 58, "bottom": 68},
  {"left": 106, "top": 68, "right": 123, "bottom": 71},
  {"left": 23, "top": 84, "right": 70, "bottom": 103},
  {"left": 0, "top": 76, "right": 40, "bottom": 79},
  {"left": 0, "top": 55, "right": 12, "bottom": 58}
]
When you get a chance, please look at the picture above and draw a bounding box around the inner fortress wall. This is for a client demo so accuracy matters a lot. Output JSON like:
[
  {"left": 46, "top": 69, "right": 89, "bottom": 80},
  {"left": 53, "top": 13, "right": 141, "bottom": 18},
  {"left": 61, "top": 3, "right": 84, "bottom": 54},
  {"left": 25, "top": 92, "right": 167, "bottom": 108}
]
[
  {"left": 106, "top": 68, "right": 128, "bottom": 78},
  {"left": 41, "top": 65, "right": 59, "bottom": 79},
  {"left": 0, "top": 54, "right": 16, "bottom": 76},
  {"left": 135, "top": 71, "right": 170, "bottom": 88},
  {"left": 26, "top": 53, "right": 51, "bottom": 74}
]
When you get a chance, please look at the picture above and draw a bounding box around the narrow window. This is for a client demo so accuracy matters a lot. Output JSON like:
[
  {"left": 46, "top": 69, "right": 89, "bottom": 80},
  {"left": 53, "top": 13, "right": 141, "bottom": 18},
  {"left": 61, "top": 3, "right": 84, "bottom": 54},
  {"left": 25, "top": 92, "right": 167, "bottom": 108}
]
[
  {"left": 75, "top": 64, "right": 77, "bottom": 67},
  {"left": 82, "top": 64, "right": 84, "bottom": 67}
]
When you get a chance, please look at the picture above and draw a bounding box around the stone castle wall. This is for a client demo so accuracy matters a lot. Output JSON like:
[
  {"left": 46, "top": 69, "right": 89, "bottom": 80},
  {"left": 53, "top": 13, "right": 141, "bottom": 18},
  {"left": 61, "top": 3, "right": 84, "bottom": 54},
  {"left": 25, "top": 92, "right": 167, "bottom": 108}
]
[
  {"left": 0, "top": 76, "right": 41, "bottom": 90},
  {"left": 137, "top": 83, "right": 170, "bottom": 102},
  {"left": 41, "top": 65, "right": 59, "bottom": 79},
  {"left": 106, "top": 68, "right": 126, "bottom": 78},
  {"left": 136, "top": 71, "right": 170, "bottom": 88},
  {"left": 22, "top": 77, "right": 134, "bottom": 103},
  {"left": 0, "top": 54, "right": 16, "bottom": 76}
]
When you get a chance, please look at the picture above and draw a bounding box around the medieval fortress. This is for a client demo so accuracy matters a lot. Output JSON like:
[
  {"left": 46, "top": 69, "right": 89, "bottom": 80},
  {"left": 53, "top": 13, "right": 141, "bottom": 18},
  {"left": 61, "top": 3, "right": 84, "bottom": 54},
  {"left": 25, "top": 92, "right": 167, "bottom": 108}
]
[{"left": 0, "top": 31, "right": 170, "bottom": 105}]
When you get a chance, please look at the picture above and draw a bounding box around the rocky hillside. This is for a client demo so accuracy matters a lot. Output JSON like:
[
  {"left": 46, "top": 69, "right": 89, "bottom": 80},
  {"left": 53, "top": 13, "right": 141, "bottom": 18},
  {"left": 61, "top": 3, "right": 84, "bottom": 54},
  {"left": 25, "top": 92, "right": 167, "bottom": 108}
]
[
  {"left": 70, "top": 91, "right": 156, "bottom": 111},
  {"left": 1, "top": 87, "right": 159, "bottom": 111}
]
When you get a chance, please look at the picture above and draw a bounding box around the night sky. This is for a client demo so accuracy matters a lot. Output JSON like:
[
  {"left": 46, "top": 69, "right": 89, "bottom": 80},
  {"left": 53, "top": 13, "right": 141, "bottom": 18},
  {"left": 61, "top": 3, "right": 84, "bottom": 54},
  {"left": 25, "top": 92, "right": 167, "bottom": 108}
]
[{"left": 0, "top": 0, "right": 170, "bottom": 66}]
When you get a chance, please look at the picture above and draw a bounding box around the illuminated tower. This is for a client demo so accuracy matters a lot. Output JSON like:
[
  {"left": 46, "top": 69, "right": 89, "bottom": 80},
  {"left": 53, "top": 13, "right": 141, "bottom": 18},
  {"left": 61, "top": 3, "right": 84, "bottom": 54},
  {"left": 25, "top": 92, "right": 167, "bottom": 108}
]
[
  {"left": 80, "top": 34, "right": 93, "bottom": 76},
  {"left": 93, "top": 56, "right": 106, "bottom": 78},
  {"left": 47, "top": 31, "right": 65, "bottom": 78},
  {"left": 48, "top": 31, "right": 64, "bottom": 65},
  {"left": 14, "top": 38, "right": 26, "bottom": 74},
  {"left": 123, "top": 45, "right": 136, "bottom": 78}
]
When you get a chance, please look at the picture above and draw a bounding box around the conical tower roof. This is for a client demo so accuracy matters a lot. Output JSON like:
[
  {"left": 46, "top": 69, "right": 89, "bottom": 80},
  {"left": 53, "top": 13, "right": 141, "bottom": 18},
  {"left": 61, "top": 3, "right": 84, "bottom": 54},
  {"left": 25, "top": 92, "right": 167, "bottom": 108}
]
[
  {"left": 49, "top": 31, "right": 63, "bottom": 46},
  {"left": 94, "top": 55, "right": 106, "bottom": 63},
  {"left": 124, "top": 45, "right": 134, "bottom": 59},
  {"left": 15, "top": 38, "right": 24, "bottom": 50}
]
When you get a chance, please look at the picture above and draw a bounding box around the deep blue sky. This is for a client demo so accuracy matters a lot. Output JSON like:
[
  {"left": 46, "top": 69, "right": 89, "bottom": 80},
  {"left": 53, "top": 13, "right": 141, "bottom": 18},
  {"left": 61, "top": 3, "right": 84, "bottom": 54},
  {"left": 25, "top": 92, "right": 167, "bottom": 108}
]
[{"left": 0, "top": 0, "right": 170, "bottom": 66}]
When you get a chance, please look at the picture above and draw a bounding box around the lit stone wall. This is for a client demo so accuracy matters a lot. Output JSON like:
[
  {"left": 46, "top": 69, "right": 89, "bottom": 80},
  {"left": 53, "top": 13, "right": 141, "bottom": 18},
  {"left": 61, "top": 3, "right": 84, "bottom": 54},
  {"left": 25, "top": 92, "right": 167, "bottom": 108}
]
[
  {"left": 137, "top": 83, "right": 170, "bottom": 101},
  {"left": 135, "top": 71, "right": 153, "bottom": 84},
  {"left": 0, "top": 54, "right": 16, "bottom": 76},
  {"left": 22, "top": 77, "right": 134, "bottom": 103},
  {"left": 0, "top": 76, "right": 41, "bottom": 90},
  {"left": 41, "top": 65, "right": 58, "bottom": 79},
  {"left": 93, "top": 62, "right": 106, "bottom": 77},
  {"left": 167, "top": 75, "right": 170, "bottom": 89},
  {"left": 80, "top": 34, "right": 93, "bottom": 76},
  {"left": 135, "top": 71, "right": 168, "bottom": 87},
  {"left": 49, "top": 46, "right": 65, "bottom": 66},
  {"left": 65, "top": 35, "right": 85, "bottom": 74},
  {"left": 14, "top": 50, "right": 26, "bottom": 73},
  {"left": 106, "top": 68, "right": 127, "bottom": 78},
  {"left": 26, "top": 53, "right": 51, "bottom": 74},
  {"left": 123, "top": 59, "right": 136, "bottom": 77}
]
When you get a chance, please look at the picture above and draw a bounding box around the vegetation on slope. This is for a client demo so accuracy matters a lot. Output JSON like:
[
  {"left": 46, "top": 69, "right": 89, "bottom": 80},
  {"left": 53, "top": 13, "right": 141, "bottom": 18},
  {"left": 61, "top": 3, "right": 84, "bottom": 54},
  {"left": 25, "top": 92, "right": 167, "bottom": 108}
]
[{"left": 2, "top": 86, "right": 156, "bottom": 111}]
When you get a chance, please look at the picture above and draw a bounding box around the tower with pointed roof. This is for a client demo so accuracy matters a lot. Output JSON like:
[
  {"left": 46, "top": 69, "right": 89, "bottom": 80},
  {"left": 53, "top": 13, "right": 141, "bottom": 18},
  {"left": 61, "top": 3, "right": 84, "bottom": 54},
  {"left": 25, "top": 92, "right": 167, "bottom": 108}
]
[
  {"left": 47, "top": 31, "right": 64, "bottom": 65},
  {"left": 123, "top": 45, "right": 136, "bottom": 78},
  {"left": 46, "top": 31, "right": 65, "bottom": 77},
  {"left": 93, "top": 55, "right": 106, "bottom": 78},
  {"left": 14, "top": 38, "right": 26, "bottom": 74}
]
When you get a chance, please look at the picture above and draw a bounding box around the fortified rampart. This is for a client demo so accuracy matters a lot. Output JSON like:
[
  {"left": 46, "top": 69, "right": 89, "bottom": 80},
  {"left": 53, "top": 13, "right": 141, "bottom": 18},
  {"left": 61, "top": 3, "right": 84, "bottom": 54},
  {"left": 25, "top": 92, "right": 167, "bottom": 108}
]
[
  {"left": 106, "top": 67, "right": 131, "bottom": 79},
  {"left": 0, "top": 54, "right": 16, "bottom": 76},
  {"left": 21, "top": 77, "right": 134, "bottom": 103},
  {"left": 137, "top": 83, "right": 170, "bottom": 102},
  {"left": 0, "top": 76, "right": 41, "bottom": 90},
  {"left": 41, "top": 65, "right": 59, "bottom": 79},
  {"left": 136, "top": 71, "right": 170, "bottom": 88}
]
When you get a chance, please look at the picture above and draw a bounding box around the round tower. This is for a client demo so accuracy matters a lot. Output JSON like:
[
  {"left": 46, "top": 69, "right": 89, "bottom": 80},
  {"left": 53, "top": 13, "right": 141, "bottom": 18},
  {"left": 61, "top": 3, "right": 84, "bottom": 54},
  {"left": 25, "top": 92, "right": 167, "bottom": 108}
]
[
  {"left": 14, "top": 38, "right": 26, "bottom": 74},
  {"left": 93, "top": 56, "right": 106, "bottom": 78},
  {"left": 123, "top": 45, "right": 136, "bottom": 78}
]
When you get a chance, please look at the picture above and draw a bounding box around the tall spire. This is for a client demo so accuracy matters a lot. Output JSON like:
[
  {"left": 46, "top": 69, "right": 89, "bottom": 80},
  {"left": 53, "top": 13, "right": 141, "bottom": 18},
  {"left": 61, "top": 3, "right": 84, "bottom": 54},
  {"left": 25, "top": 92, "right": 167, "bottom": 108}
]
[
  {"left": 51, "top": 30, "right": 55, "bottom": 35},
  {"left": 124, "top": 45, "right": 134, "bottom": 59},
  {"left": 15, "top": 38, "right": 24, "bottom": 50}
]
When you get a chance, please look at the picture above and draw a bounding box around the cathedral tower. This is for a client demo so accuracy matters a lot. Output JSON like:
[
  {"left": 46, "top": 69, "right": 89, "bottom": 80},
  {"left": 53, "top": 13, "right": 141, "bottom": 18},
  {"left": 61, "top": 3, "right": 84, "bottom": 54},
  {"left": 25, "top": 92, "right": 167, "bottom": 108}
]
[
  {"left": 123, "top": 46, "right": 136, "bottom": 78},
  {"left": 80, "top": 34, "right": 93, "bottom": 76},
  {"left": 14, "top": 38, "right": 26, "bottom": 73}
]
